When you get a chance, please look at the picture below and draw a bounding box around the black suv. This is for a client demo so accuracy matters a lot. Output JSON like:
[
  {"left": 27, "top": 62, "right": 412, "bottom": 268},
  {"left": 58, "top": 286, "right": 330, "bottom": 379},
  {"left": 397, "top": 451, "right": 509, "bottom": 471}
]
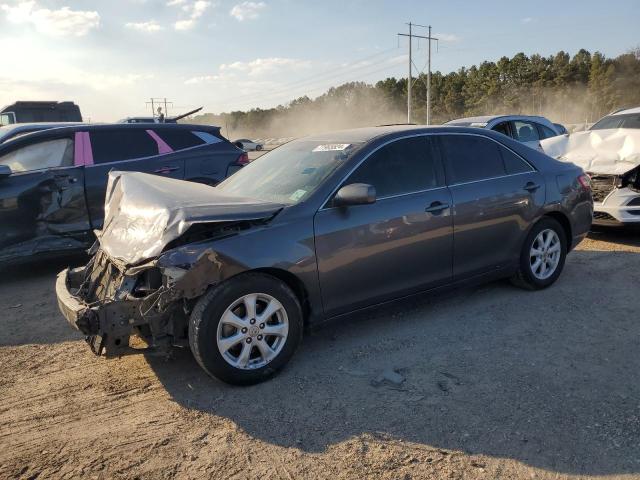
[{"left": 0, "top": 123, "right": 248, "bottom": 263}]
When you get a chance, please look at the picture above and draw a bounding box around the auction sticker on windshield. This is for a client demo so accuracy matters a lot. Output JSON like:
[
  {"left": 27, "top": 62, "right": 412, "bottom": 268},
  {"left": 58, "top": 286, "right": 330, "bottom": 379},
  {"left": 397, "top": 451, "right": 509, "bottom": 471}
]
[{"left": 312, "top": 144, "right": 351, "bottom": 152}]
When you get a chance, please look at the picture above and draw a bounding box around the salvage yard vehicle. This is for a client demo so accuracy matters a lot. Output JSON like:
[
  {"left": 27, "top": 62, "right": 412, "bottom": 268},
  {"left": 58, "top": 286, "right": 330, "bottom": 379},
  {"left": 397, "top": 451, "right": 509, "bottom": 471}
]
[
  {"left": 56, "top": 125, "right": 593, "bottom": 385},
  {"left": 0, "top": 122, "right": 85, "bottom": 144},
  {"left": 445, "top": 115, "right": 562, "bottom": 151},
  {"left": 542, "top": 106, "right": 640, "bottom": 226},
  {"left": 233, "top": 138, "right": 263, "bottom": 151},
  {"left": 1, "top": 101, "right": 82, "bottom": 125},
  {"left": 0, "top": 123, "right": 248, "bottom": 263}
]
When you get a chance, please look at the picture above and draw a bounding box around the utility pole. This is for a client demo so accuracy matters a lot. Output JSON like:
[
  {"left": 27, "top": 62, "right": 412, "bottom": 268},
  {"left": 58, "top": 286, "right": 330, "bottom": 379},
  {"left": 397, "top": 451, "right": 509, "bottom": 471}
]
[
  {"left": 146, "top": 98, "right": 174, "bottom": 121},
  {"left": 397, "top": 23, "right": 437, "bottom": 124}
]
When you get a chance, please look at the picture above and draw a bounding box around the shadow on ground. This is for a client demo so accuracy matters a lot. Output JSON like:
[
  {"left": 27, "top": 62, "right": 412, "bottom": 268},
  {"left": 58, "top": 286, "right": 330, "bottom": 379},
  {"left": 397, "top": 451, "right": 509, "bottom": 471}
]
[
  {"left": 0, "top": 253, "right": 87, "bottom": 346},
  {"left": 588, "top": 225, "right": 640, "bottom": 247},
  {"left": 146, "top": 249, "right": 640, "bottom": 476}
]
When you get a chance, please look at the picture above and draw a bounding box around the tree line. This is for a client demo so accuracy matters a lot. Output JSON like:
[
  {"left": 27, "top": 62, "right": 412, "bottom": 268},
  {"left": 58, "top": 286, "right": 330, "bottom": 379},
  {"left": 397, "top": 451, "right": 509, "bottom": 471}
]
[{"left": 190, "top": 49, "right": 640, "bottom": 138}]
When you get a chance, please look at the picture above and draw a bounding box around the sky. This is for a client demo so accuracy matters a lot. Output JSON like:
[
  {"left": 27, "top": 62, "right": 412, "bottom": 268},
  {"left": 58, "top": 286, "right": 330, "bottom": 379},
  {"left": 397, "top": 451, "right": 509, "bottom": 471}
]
[{"left": 0, "top": 0, "right": 638, "bottom": 121}]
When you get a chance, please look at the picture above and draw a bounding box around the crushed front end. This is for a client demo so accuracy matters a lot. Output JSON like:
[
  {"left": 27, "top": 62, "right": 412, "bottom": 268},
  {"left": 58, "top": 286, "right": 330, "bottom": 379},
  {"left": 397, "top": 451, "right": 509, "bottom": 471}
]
[
  {"left": 57, "top": 249, "right": 181, "bottom": 356},
  {"left": 56, "top": 246, "right": 230, "bottom": 357}
]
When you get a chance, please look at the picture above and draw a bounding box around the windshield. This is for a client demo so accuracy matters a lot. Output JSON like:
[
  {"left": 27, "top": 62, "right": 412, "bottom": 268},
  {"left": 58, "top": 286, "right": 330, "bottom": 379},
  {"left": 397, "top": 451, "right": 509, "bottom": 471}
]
[
  {"left": 591, "top": 113, "right": 640, "bottom": 130},
  {"left": 217, "top": 140, "right": 361, "bottom": 204}
]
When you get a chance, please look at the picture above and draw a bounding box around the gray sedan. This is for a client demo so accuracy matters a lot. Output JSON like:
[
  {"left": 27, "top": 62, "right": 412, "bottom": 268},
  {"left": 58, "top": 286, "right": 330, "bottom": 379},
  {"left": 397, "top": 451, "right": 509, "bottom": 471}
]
[{"left": 56, "top": 125, "right": 593, "bottom": 385}]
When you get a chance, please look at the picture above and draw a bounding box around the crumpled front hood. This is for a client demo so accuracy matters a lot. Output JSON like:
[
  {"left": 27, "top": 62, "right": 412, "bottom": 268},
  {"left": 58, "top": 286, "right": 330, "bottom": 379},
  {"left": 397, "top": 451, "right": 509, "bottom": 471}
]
[
  {"left": 541, "top": 128, "right": 640, "bottom": 175},
  {"left": 97, "top": 171, "right": 283, "bottom": 266}
]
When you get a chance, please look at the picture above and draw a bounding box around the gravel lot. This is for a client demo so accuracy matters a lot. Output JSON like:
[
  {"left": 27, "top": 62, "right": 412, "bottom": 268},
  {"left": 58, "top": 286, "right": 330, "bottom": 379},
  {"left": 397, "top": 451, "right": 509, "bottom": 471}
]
[{"left": 1, "top": 229, "right": 639, "bottom": 479}]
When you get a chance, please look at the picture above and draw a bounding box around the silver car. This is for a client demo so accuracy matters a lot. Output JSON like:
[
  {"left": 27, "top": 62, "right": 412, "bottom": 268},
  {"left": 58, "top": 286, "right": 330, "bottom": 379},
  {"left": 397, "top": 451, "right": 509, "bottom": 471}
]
[{"left": 445, "top": 115, "right": 563, "bottom": 152}]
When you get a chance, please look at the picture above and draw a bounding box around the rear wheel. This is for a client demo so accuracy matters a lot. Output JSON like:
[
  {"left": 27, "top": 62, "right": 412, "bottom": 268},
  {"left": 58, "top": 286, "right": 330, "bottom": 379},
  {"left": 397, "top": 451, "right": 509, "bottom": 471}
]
[
  {"left": 189, "top": 272, "right": 303, "bottom": 385},
  {"left": 511, "top": 217, "right": 567, "bottom": 290}
]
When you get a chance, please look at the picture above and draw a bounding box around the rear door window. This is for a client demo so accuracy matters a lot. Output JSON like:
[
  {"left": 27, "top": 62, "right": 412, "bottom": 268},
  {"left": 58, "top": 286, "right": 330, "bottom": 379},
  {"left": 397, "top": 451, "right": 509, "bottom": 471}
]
[
  {"left": 512, "top": 121, "right": 541, "bottom": 142},
  {"left": 492, "top": 121, "right": 510, "bottom": 137},
  {"left": 154, "top": 129, "right": 206, "bottom": 151},
  {"left": 345, "top": 136, "right": 442, "bottom": 198},
  {"left": 0, "top": 138, "right": 74, "bottom": 173},
  {"left": 89, "top": 129, "right": 158, "bottom": 164},
  {"left": 440, "top": 135, "right": 506, "bottom": 184}
]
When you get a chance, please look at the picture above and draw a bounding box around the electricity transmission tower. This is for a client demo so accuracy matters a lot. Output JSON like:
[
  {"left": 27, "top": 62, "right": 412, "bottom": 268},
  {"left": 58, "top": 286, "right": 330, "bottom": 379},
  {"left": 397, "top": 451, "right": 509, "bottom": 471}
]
[{"left": 397, "top": 23, "right": 438, "bottom": 124}]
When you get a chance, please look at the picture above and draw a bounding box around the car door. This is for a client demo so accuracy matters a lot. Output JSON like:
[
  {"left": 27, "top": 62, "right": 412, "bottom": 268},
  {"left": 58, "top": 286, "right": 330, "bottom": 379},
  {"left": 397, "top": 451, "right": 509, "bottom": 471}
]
[
  {"left": 0, "top": 134, "right": 91, "bottom": 260},
  {"left": 314, "top": 135, "right": 453, "bottom": 317},
  {"left": 151, "top": 128, "right": 231, "bottom": 185},
  {"left": 511, "top": 120, "right": 543, "bottom": 151},
  {"left": 83, "top": 128, "right": 185, "bottom": 229},
  {"left": 438, "top": 133, "right": 546, "bottom": 280}
]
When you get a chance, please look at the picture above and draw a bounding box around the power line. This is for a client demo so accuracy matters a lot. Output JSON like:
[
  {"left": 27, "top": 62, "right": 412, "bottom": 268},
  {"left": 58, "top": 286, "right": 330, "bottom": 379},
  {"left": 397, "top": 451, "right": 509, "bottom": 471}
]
[
  {"left": 218, "top": 50, "right": 402, "bottom": 110},
  {"left": 398, "top": 23, "right": 437, "bottom": 124},
  {"left": 210, "top": 47, "right": 401, "bottom": 109}
]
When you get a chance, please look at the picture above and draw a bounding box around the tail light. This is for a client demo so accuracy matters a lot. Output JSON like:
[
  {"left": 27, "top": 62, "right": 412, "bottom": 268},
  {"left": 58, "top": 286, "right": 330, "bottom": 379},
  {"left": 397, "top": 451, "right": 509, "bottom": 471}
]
[
  {"left": 577, "top": 173, "right": 591, "bottom": 190},
  {"left": 235, "top": 152, "right": 250, "bottom": 166}
]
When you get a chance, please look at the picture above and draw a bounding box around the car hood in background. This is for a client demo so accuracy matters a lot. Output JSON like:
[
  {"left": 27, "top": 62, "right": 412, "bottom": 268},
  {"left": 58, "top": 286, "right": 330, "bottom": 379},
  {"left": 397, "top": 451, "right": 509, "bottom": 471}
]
[
  {"left": 98, "top": 171, "right": 283, "bottom": 266},
  {"left": 541, "top": 128, "right": 640, "bottom": 175}
]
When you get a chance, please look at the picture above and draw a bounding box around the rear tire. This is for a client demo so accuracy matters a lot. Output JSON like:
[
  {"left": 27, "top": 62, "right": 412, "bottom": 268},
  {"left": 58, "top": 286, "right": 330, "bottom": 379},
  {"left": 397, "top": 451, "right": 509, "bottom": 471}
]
[
  {"left": 511, "top": 217, "right": 567, "bottom": 290},
  {"left": 189, "top": 272, "right": 303, "bottom": 385}
]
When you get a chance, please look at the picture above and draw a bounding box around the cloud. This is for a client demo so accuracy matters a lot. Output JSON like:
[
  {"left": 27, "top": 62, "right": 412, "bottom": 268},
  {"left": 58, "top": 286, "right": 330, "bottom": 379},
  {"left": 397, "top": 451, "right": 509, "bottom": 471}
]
[
  {"left": 220, "top": 57, "right": 311, "bottom": 76},
  {"left": 169, "top": 0, "right": 211, "bottom": 30},
  {"left": 434, "top": 32, "right": 460, "bottom": 43},
  {"left": 185, "top": 57, "right": 311, "bottom": 85},
  {"left": 0, "top": 1, "right": 99, "bottom": 36},
  {"left": 126, "top": 20, "right": 163, "bottom": 32},
  {"left": 229, "top": 1, "right": 265, "bottom": 21},
  {"left": 522, "top": 17, "right": 535, "bottom": 23}
]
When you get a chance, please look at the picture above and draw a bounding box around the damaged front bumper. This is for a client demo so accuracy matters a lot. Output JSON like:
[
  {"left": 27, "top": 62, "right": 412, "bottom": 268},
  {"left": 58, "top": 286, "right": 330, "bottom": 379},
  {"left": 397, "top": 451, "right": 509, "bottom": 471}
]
[
  {"left": 56, "top": 264, "right": 167, "bottom": 356},
  {"left": 56, "top": 247, "right": 228, "bottom": 357}
]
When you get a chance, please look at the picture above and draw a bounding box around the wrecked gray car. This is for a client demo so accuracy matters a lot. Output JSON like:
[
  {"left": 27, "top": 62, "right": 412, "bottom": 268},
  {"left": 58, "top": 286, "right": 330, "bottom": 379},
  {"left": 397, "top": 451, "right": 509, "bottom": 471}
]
[{"left": 56, "top": 126, "right": 593, "bottom": 385}]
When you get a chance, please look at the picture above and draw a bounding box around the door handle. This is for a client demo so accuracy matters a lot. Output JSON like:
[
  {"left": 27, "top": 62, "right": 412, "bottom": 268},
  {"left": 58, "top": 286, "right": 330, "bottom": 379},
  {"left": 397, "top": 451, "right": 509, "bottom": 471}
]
[
  {"left": 524, "top": 182, "right": 541, "bottom": 192},
  {"left": 425, "top": 201, "right": 450, "bottom": 214},
  {"left": 154, "top": 166, "right": 180, "bottom": 174}
]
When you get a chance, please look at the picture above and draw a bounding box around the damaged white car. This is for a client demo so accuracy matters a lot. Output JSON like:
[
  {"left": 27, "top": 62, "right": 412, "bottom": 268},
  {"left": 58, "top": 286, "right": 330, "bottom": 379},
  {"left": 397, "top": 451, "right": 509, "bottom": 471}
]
[{"left": 542, "top": 106, "right": 640, "bottom": 226}]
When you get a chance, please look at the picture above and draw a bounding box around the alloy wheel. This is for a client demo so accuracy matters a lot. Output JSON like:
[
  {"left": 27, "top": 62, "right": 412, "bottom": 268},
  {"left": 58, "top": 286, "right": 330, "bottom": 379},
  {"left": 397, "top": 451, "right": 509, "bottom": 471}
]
[
  {"left": 529, "top": 228, "right": 561, "bottom": 280},
  {"left": 216, "top": 293, "right": 289, "bottom": 370}
]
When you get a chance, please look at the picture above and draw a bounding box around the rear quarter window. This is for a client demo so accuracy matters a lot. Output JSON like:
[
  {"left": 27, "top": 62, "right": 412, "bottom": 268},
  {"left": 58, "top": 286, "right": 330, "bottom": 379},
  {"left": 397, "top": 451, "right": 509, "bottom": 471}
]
[{"left": 154, "top": 129, "right": 206, "bottom": 151}]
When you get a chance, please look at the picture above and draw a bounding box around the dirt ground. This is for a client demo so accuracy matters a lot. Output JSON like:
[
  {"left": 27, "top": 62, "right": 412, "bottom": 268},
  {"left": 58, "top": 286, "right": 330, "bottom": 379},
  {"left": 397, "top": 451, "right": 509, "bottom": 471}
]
[{"left": 1, "top": 228, "right": 639, "bottom": 480}]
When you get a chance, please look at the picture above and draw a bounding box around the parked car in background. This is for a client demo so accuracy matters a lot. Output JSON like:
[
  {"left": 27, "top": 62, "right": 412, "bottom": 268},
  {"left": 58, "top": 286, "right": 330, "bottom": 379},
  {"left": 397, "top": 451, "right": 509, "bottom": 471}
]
[
  {"left": 0, "top": 123, "right": 248, "bottom": 263},
  {"left": 119, "top": 107, "right": 203, "bottom": 124},
  {"left": 445, "top": 115, "right": 562, "bottom": 151},
  {"left": 553, "top": 123, "right": 569, "bottom": 135},
  {"left": 234, "top": 138, "right": 263, "bottom": 151},
  {"left": 1, "top": 101, "right": 82, "bottom": 125},
  {"left": 0, "top": 122, "right": 85, "bottom": 144},
  {"left": 589, "top": 106, "right": 640, "bottom": 130},
  {"left": 542, "top": 106, "right": 640, "bottom": 226},
  {"left": 56, "top": 125, "right": 592, "bottom": 385}
]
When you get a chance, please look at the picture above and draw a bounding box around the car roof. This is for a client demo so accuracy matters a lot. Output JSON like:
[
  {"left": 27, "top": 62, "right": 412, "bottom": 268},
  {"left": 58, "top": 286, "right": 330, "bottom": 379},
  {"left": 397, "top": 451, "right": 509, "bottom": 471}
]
[
  {"left": 7, "top": 122, "right": 218, "bottom": 137},
  {"left": 0, "top": 122, "right": 84, "bottom": 133},
  {"left": 446, "top": 114, "right": 552, "bottom": 125},
  {"left": 611, "top": 106, "right": 640, "bottom": 115},
  {"left": 299, "top": 124, "right": 508, "bottom": 144},
  {"left": 0, "top": 122, "right": 223, "bottom": 149}
]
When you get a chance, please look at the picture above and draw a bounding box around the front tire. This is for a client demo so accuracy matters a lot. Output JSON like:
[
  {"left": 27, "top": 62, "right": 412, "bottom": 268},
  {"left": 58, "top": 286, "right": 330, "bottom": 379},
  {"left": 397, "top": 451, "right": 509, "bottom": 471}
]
[
  {"left": 511, "top": 217, "right": 567, "bottom": 290},
  {"left": 189, "top": 272, "right": 303, "bottom": 385}
]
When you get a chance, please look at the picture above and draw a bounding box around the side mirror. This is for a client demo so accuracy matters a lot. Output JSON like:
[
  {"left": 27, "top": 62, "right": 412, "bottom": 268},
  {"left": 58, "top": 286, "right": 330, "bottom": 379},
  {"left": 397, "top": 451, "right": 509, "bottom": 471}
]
[
  {"left": 0, "top": 165, "right": 12, "bottom": 179},
  {"left": 333, "top": 183, "right": 376, "bottom": 207}
]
